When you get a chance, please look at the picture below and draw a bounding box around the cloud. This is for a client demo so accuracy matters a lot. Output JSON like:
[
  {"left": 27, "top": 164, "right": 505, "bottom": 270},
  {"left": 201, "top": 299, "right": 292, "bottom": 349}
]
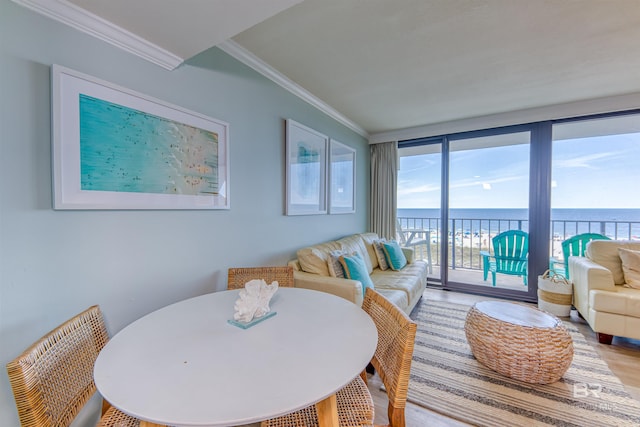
[
  {"left": 397, "top": 182, "right": 440, "bottom": 196},
  {"left": 554, "top": 151, "right": 624, "bottom": 169},
  {"left": 399, "top": 164, "right": 431, "bottom": 173},
  {"left": 449, "top": 175, "right": 521, "bottom": 190}
]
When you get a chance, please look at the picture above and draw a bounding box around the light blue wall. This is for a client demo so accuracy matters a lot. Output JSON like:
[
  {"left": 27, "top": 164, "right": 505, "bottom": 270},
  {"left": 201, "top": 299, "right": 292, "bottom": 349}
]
[{"left": 0, "top": 1, "right": 369, "bottom": 425}]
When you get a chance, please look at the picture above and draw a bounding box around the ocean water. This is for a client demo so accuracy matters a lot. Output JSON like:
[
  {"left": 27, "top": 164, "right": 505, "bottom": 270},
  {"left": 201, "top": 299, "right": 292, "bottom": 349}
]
[{"left": 398, "top": 208, "right": 640, "bottom": 239}]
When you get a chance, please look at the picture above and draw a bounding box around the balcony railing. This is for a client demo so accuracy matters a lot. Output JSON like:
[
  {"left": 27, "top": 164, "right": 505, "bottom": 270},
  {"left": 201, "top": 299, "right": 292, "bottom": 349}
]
[{"left": 398, "top": 216, "right": 640, "bottom": 271}]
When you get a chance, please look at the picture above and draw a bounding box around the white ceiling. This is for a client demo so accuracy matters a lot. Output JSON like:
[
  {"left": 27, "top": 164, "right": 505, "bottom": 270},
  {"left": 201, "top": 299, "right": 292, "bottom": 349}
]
[
  {"left": 66, "top": 0, "right": 304, "bottom": 60},
  {"left": 15, "top": 0, "right": 640, "bottom": 137}
]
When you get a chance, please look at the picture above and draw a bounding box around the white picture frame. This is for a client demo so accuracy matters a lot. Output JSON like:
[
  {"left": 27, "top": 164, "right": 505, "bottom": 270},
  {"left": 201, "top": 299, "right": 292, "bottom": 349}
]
[
  {"left": 51, "top": 65, "right": 230, "bottom": 210},
  {"left": 329, "top": 139, "right": 356, "bottom": 214},
  {"left": 285, "top": 119, "right": 328, "bottom": 215}
]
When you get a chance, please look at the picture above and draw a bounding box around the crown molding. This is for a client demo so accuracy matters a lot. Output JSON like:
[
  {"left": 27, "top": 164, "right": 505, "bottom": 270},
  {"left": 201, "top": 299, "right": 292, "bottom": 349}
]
[
  {"left": 12, "top": 1, "right": 368, "bottom": 135},
  {"left": 218, "top": 40, "right": 368, "bottom": 138},
  {"left": 12, "top": 0, "right": 183, "bottom": 70}
]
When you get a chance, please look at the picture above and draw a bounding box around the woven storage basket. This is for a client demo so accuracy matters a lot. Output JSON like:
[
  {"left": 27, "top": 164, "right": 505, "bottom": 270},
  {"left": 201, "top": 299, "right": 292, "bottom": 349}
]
[
  {"left": 537, "top": 269, "right": 573, "bottom": 317},
  {"left": 464, "top": 301, "right": 574, "bottom": 384}
]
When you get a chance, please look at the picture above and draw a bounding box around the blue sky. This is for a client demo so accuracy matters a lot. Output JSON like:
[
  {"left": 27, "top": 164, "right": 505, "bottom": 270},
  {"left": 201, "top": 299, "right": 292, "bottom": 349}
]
[{"left": 398, "top": 133, "right": 640, "bottom": 209}]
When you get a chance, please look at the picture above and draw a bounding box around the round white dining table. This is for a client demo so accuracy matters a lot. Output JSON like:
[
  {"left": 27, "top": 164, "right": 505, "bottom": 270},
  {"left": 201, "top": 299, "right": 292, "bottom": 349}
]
[{"left": 94, "top": 287, "right": 377, "bottom": 427}]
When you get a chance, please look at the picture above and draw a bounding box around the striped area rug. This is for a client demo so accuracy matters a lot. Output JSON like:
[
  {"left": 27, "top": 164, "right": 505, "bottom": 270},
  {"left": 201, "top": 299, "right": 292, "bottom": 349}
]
[{"left": 408, "top": 300, "right": 640, "bottom": 426}]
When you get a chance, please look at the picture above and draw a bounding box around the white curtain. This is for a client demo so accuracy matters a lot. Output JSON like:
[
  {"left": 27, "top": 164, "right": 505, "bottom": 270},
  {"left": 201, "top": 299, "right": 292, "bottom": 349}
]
[{"left": 370, "top": 141, "right": 398, "bottom": 240}]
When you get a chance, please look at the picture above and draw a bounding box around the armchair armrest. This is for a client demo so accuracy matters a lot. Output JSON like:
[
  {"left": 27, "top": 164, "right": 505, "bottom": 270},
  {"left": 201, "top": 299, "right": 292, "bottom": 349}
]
[
  {"left": 569, "top": 256, "right": 615, "bottom": 292},
  {"left": 401, "top": 247, "right": 415, "bottom": 263},
  {"left": 480, "top": 251, "right": 491, "bottom": 258},
  {"left": 569, "top": 256, "right": 615, "bottom": 318},
  {"left": 292, "top": 270, "right": 364, "bottom": 307}
]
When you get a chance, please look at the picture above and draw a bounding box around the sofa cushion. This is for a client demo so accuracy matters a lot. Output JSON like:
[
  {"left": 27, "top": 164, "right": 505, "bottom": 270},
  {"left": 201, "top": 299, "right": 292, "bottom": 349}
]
[
  {"left": 590, "top": 286, "right": 640, "bottom": 318},
  {"left": 619, "top": 248, "right": 640, "bottom": 289},
  {"left": 371, "top": 260, "right": 428, "bottom": 309},
  {"left": 586, "top": 240, "right": 640, "bottom": 285},
  {"left": 589, "top": 310, "right": 640, "bottom": 340},
  {"left": 374, "top": 288, "right": 409, "bottom": 311},
  {"left": 339, "top": 252, "right": 375, "bottom": 296},
  {"left": 336, "top": 234, "right": 373, "bottom": 274}
]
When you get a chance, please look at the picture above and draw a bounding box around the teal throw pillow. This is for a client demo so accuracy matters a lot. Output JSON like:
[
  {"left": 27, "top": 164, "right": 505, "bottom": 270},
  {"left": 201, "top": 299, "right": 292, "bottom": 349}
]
[
  {"left": 382, "top": 240, "right": 408, "bottom": 270},
  {"left": 339, "top": 252, "right": 375, "bottom": 297}
]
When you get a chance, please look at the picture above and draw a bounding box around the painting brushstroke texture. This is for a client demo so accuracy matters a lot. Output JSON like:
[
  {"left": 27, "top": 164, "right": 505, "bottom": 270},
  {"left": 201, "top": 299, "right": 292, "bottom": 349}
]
[{"left": 79, "top": 94, "right": 219, "bottom": 196}]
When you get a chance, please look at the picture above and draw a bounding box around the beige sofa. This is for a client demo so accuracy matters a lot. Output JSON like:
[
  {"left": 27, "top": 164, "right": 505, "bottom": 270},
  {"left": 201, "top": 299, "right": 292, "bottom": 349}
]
[
  {"left": 569, "top": 240, "right": 640, "bottom": 344},
  {"left": 289, "top": 232, "right": 428, "bottom": 314}
]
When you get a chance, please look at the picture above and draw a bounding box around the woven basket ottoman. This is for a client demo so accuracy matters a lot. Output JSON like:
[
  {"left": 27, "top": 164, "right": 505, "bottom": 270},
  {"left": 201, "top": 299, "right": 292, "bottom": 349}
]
[{"left": 464, "top": 301, "right": 574, "bottom": 384}]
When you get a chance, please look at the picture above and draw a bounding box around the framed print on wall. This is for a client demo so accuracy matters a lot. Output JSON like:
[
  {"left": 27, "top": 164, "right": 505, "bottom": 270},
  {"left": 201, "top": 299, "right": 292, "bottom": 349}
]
[
  {"left": 51, "top": 65, "right": 229, "bottom": 210},
  {"left": 285, "top": 119, "right": 328, "bottom": 215},
  {"left": 329, "top": 139, "right": 356, "bottom": 214}
]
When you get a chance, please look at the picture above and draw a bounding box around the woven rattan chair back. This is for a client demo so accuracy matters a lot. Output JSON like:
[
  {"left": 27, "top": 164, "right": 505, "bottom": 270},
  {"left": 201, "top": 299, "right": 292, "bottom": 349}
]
[
  {"left": 362, "top": 288, "right": 417, "bottom": 427},
  {"left": 6, "top": 305, "right": 138, "bottom": 427},
  {"left": 227, "top": 266, "right": 294, "bottom": 290}
]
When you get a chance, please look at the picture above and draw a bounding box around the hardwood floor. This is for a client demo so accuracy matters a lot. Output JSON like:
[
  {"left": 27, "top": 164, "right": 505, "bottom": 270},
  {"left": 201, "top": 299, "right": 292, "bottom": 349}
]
[{"left": 367, "top": 287, "right": 640, "bottom": 426}]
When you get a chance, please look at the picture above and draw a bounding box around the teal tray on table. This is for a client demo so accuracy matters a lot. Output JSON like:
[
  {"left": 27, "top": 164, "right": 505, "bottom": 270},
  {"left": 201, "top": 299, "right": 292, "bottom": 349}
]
[{"left": 227, "top": 311, "right": 277, "bottom": 329}]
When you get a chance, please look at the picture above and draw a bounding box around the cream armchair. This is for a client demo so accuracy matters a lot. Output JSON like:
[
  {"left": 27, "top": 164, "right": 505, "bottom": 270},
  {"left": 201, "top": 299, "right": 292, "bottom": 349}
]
[{"left": 569, "top": 240, "right": 640, "bottom": 344}]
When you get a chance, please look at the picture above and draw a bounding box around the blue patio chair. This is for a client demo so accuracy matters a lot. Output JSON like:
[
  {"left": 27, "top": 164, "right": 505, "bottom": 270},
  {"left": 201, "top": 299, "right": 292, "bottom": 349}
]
[
  {"left": 549, "top": 233, "right": 610, "bottom": 280},
  {"left": 480, "top": 230, "right": 529, "bottom": 286}
]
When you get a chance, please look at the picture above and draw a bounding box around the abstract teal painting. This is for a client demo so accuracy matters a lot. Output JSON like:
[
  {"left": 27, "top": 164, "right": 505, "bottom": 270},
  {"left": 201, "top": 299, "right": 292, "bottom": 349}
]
[
  {"left": 52, "top": 65, "right": 229, "bottom": 210},
  {"left": 329, "top": 139, "right": 355, "bottom": 214},
  {"left": 285, "top": 119, "right": 328, "bottom": 215},
  {"left": 79, "top": 95, "right": 219, "bottom": 196}
]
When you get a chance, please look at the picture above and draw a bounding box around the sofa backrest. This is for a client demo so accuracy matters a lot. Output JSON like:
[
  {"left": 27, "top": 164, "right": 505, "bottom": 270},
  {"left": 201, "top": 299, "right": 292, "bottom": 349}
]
[
  {"left": 296, "top": 233, "right": 379, "bottom": 276},
  {"left": 358, "top": 232, "right": 382, "bottom": 270},
  {"left": 586, "top": 240, "right": 640, "bottom": 285},
  {"left": 337, "top": 234, "right": 375, "bottom": 273}
]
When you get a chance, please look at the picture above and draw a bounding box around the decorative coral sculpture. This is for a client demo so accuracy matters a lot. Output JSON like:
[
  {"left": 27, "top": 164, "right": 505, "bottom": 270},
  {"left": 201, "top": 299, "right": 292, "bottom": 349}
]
[{"left": 233, "top": 279, "right": 279, "bottom": 323}]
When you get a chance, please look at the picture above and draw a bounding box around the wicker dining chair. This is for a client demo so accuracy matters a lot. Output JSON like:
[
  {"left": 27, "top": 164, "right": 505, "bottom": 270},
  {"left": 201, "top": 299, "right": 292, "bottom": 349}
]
[
  {"left": 6, "top": 305, "right": 139, "bottom": 427},
  {"left": 260, "top": 374, "right": 374, "bottom": 427},
  {"left": 261, "top": 288, "right": 417, "bottom": 427},
  {"left": 227, "top": 266, "right": 294, "bottom": 290},
  {"left": 362, "top": 288, "right": 417, "bottom": 427}
]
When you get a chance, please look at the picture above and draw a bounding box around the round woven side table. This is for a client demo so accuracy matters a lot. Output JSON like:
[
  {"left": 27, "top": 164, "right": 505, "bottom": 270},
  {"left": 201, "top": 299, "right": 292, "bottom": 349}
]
[{"left": 464, "top": 301, "right": 574, "bottom": 384}]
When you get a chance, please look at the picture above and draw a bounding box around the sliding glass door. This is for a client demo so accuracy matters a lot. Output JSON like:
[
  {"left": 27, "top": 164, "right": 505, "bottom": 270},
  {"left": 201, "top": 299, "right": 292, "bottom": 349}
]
[
  {"left": 397, "top": 141, "right": 442, "bottom": 282},
  {"left": 398, "top": 110, "right": 639, "bottom": 301},
  {"left": 550, "top": 113, "right": 640, "bottom": 275},
  {"left": 447, "top": 131, "right": 531, "bottom": 295},
  {"left": 399, "top": 124, "right": 548, "bottom": 301}
]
